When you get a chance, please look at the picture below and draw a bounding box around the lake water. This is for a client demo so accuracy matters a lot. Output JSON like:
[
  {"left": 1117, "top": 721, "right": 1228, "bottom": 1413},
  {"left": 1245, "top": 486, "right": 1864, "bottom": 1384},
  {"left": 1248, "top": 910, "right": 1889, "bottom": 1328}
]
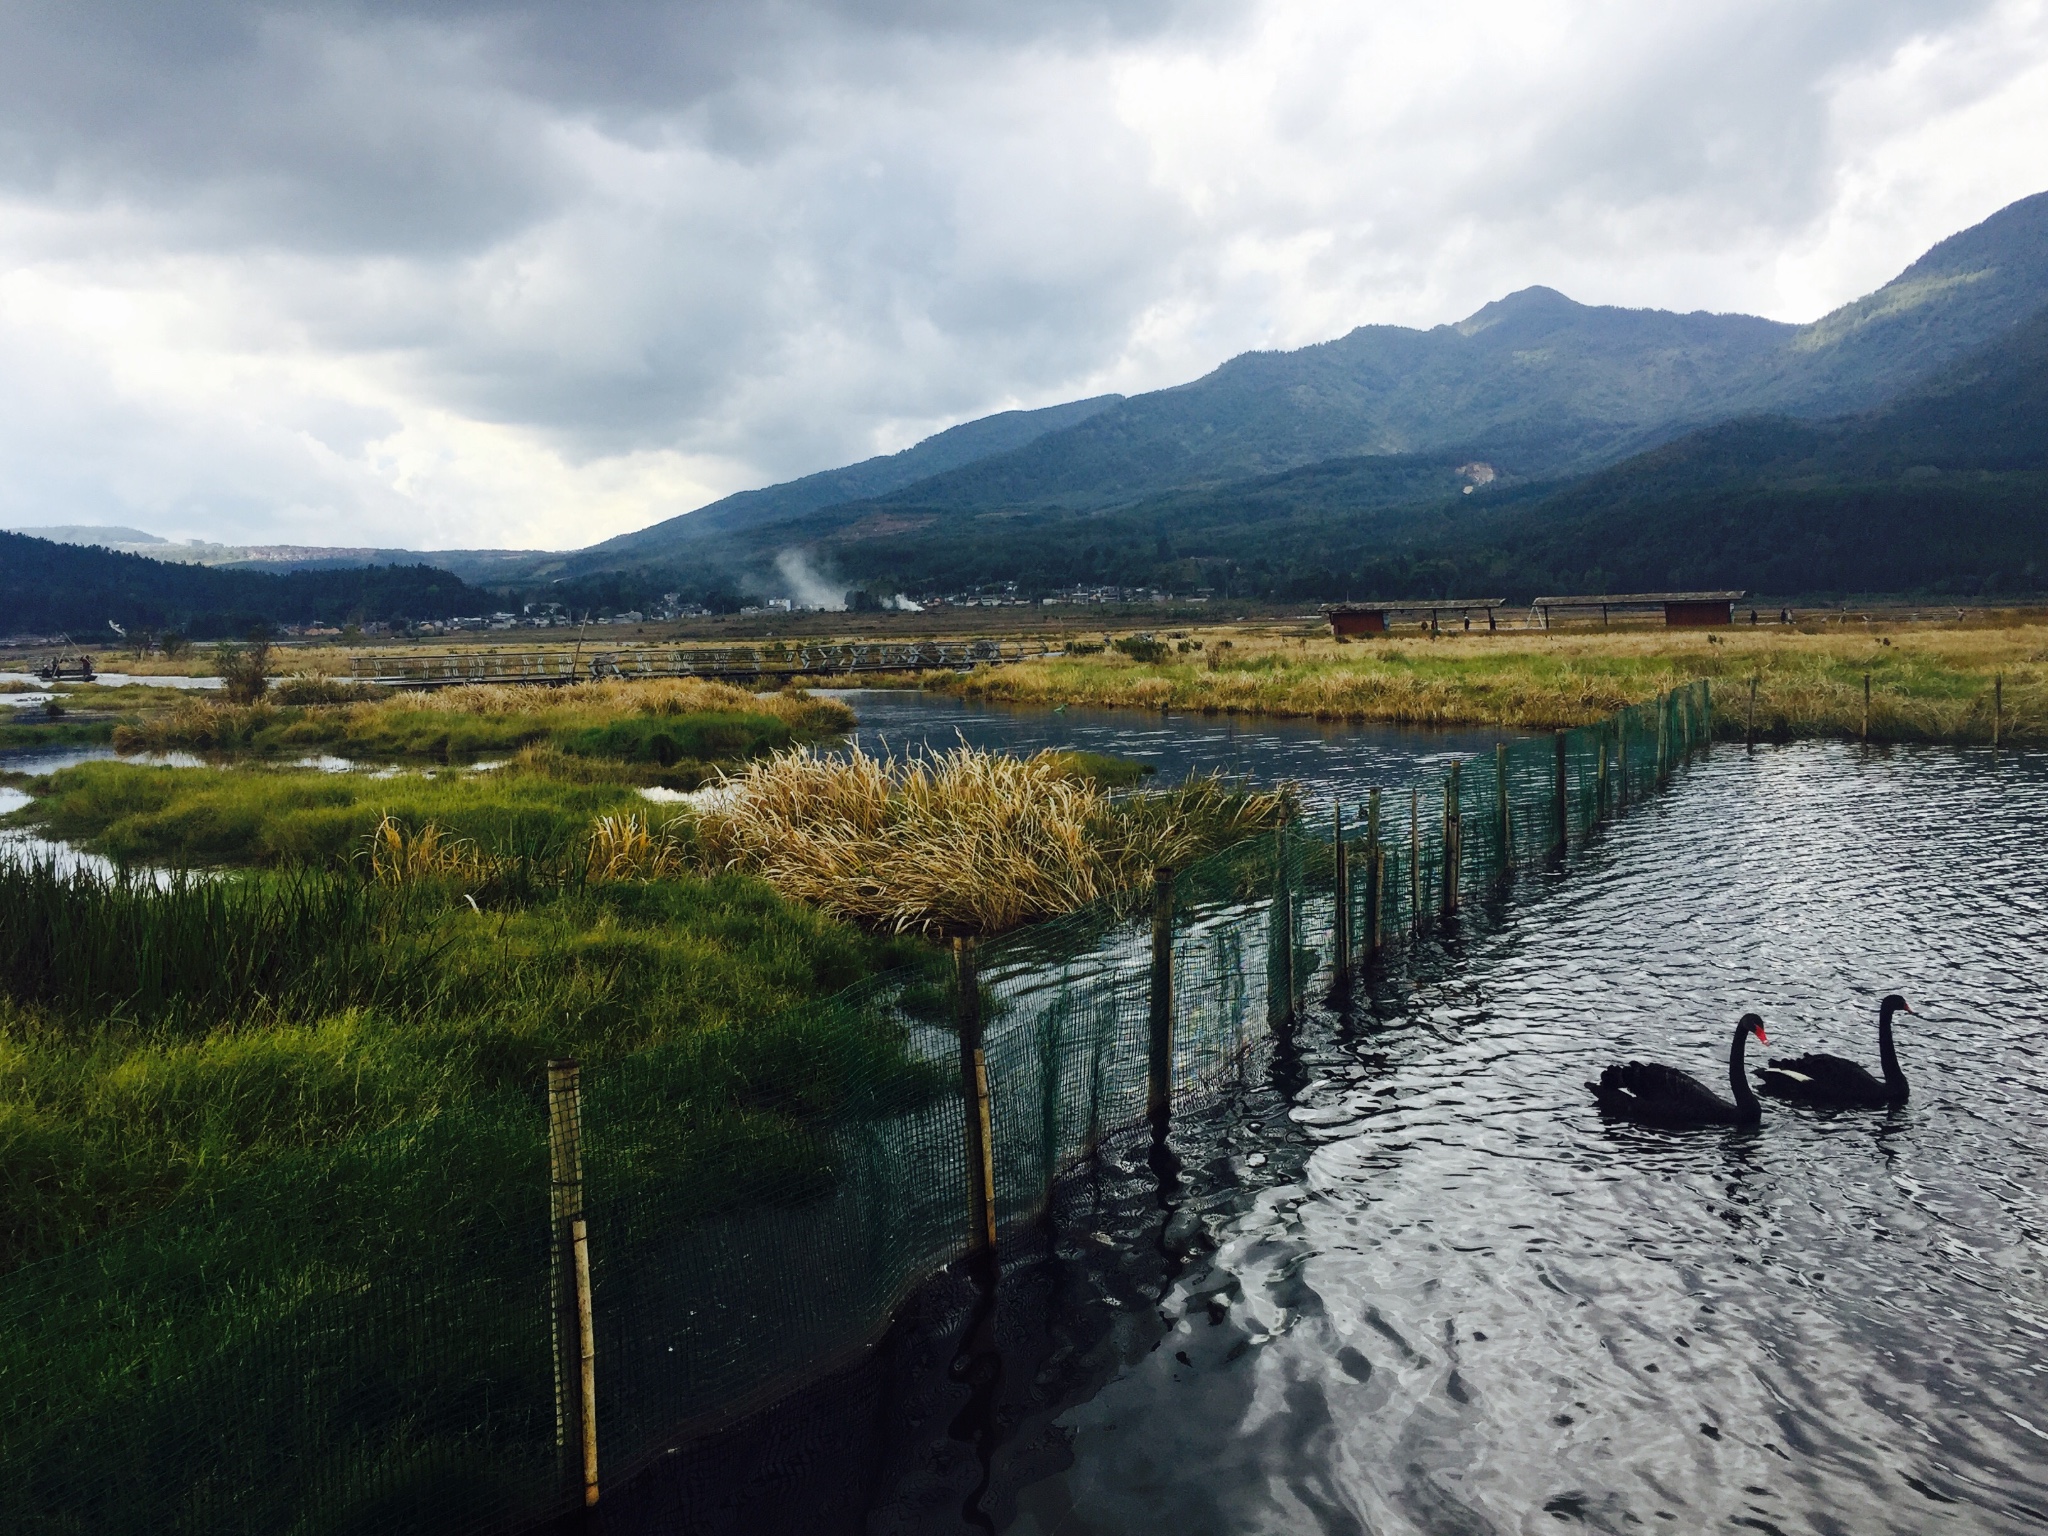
[
  {"left": 644, "top": 739, "right": 2048, "bottom": 1536},
  {"left": 822, "top": 688, "right": 1525, "bottom": 808},
  {"left": 0, "top": 671, "right": 221, "bottom": 711}
]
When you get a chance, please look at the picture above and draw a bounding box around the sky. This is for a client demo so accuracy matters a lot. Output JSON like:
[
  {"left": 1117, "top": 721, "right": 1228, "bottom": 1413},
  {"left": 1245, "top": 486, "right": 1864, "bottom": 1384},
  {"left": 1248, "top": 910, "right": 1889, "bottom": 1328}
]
[{"left": 1, "top": 0, "right": 2046, "bottom": 553}]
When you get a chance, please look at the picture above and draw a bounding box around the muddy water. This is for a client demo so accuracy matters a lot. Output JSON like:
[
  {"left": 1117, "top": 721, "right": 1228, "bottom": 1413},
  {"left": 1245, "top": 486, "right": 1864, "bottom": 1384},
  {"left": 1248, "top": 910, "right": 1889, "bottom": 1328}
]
[{"left": 648, "top": 741, "right": 2048, "bottom": 1535}]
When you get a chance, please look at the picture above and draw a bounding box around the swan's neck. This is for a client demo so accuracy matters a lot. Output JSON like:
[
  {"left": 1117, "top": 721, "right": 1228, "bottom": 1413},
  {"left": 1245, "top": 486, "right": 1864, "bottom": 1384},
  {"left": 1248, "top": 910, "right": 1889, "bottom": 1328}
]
[
  {"left": 1729, "top": 1025, "right": 1760, "bottom": 1122},
  {"left": 1878, "top": 1004, "right": 1909, "bottom": 1102}
]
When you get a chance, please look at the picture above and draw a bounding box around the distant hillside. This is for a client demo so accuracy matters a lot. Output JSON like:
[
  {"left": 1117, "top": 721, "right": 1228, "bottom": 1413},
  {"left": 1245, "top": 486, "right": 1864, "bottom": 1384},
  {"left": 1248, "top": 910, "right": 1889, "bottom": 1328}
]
[
  {"left": 663, "top": 293, "right": 2048, "bottom": 604},
  {"left": 0, "top": 532, "right": 490, "bottom": 637},
  {"left": 1744, "top": 191, "right": 2048, "bottom": 417},
  {"left": 547, "top": 393, "right": 1125, "bottom": 577},
  {"left": 1410, "top": 302, "right": 2048, "bottom": 600},
  {"left": 555, "top": 191, "right": 2048, "bottom": 584}
]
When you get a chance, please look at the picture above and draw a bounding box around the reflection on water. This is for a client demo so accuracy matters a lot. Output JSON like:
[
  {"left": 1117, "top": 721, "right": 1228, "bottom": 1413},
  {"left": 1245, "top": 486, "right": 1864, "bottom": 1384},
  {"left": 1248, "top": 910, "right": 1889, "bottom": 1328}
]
[
  {"left": 651, "top": 742, "right": 2048, "bottom": 1536},
  {"left": 820, "top": 689, "right": 1526, "bottom": 807}
]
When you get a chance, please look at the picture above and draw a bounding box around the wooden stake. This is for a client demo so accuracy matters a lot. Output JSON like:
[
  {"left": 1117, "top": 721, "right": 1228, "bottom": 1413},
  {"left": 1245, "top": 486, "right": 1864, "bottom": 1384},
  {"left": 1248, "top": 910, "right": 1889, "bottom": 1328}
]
[
  {"left": 1495, "top": 742, "right": 1512, "bottom": 867},
  {"left": 1273, "top": 827, "right": 1295, "bottom": 1032},
  {"left": 1147, "top": 870, "right": 1175, "bottom": 1129},
  {"left": 1596, "top": 735, "right": 1608, "bottom": 820},
  {"left": 1331, "top": 806, "right": 1350, "bottom": 984},
  {"left": 1863, "top": 671, "right": 1871, "bottom": 742},
  {"left": 954, "top": 939, "right": 997, "bottom": 1255},
  {"left": 1409, "top": 786, "right": 1421, "bottom": 929},
  {"left": 1443, "top": 764, "right": 1461, "bottom": 913},
  {"left": 1746, "top": 675, "right": 1757, "bottom": 752},
  {"left": 1365, "top": 789, "right": 1383, "bottom": 956},
  {"left": 1994, "top": 673, "right": 2003, "bottom": 749},
  {"left": 547, "top": 1060, "right": 599, "bottom": 1508},
  {"left": 1552, "top": 731, "right": 1568, "bottom": 852}
]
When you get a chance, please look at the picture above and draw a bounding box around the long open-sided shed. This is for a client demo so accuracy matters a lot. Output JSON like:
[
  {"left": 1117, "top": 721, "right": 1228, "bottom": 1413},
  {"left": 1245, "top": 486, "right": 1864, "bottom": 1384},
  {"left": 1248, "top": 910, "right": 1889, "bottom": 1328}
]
[
  {"left": 1529, "top": 591, "right": 1746, "bottom": 629},
  {"left": 1322, "top": 599, "right": 1508, "bottom": 636}
]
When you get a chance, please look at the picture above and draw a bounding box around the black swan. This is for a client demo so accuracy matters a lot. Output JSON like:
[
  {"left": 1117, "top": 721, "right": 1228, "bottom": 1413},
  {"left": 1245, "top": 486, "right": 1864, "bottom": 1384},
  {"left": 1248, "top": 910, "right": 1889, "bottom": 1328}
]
[
  {"left": 1755, "top": 993, "right": 1912, "bottom": 1108},
  {"left": 1589, "top": 1014, "right": 1768, "bottom": 1128}
]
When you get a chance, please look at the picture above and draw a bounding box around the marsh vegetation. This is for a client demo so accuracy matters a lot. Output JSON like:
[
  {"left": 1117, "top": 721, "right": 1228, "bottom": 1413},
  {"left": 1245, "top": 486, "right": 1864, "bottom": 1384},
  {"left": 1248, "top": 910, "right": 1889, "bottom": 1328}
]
[{"left": 939, "top": 618, "right": 2044, "bottom": 741}]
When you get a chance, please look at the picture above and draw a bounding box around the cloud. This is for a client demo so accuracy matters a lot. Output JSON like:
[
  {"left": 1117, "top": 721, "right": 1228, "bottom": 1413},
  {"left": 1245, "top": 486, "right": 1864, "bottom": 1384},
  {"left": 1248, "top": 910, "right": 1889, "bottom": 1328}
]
[{"left": 0, "top": 0, "right": 2044, "bottom": 549}]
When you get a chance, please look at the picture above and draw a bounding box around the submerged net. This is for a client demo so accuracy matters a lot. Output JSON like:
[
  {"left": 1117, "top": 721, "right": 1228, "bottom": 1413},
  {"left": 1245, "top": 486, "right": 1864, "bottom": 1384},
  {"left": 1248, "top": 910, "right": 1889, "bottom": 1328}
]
[{"left": 0, "top": 684, "right": 1710, "bottom": 1535}]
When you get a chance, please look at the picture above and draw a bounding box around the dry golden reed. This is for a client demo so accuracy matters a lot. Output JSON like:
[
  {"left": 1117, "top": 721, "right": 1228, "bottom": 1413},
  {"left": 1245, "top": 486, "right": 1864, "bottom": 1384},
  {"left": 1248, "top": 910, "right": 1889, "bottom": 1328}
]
[
  {"left": 693, "top": 744, "right": 1288, "bottom": 936},
  {"left": 583, "top": 813, "right": 689, "bottom": 882}
]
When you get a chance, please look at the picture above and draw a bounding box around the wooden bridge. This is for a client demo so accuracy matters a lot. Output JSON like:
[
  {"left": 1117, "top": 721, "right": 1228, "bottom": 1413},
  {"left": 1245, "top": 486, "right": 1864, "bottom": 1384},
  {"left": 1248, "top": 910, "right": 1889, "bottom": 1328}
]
[{"left": 346, "top": 638, "right": 1062, "bottom": 689}]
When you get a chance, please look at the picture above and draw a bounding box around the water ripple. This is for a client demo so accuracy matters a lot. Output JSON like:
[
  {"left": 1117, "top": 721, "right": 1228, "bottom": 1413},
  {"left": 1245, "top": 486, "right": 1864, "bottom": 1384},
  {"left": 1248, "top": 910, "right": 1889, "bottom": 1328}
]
[{"left": 1011, "top": 743, "right": 2048, "bottom": 1535}]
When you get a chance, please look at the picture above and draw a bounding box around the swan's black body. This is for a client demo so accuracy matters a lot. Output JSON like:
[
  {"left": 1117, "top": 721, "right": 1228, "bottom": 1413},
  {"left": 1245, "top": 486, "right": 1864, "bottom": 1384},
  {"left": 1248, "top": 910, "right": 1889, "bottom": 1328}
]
[
  {"left": 1589, "top": 1015, "right": 1768, "bottom": 1128},
  {"left": 1756, "top": 994, "right": 1911, "bottom": 1108}
]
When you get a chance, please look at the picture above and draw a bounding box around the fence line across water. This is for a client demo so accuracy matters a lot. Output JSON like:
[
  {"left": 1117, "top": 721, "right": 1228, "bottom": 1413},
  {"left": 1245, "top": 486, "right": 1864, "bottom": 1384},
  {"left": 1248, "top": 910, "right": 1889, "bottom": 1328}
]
[{"left": 0, "top": 684, "right": 1713, "bottom": 1536}]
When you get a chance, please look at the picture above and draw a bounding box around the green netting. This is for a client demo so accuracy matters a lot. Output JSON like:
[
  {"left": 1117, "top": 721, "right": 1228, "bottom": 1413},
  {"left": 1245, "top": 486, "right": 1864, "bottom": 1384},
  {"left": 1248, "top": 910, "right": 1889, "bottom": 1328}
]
[{"left": 0, "top": 684, "right": 1712, "bottom": 1534}]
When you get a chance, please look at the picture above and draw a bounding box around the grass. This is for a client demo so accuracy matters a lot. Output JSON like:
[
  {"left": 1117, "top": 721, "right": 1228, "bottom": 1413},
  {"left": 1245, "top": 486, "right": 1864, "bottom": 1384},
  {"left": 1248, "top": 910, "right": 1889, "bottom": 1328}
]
[
  {"left": 936, "top": 619, "right": 2047, "bottom": 742},
  {"left": 0, "top": 857, "right": 932, "bottom": 1271},
  {"left": 0, "top": 853, "right": 945, "bottom": 1529},
  {"left": 21, "top": 759, "right": 650, "bottom": 868},
  {"left": 113, "top": 677, "right": 855, "bottom": 785},
  {"left": 0, "top": 719, "right": 118, "bottom": 750},
  {"left": 695, "top": 743, "right": 1290, "bottom": 935}
]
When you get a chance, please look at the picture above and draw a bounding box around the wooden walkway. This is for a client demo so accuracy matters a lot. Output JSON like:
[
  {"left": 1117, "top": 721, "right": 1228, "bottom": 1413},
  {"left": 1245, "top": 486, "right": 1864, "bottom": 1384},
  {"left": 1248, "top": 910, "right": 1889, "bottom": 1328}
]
[{"left": 347, "top": 638, "right": 1061, "bottom": 689}]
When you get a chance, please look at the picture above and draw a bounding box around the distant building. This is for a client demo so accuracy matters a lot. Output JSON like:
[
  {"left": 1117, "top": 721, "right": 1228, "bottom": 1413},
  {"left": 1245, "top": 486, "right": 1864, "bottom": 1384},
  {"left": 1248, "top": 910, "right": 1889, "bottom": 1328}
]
[{"left": 1529, "top": 591, "right": 1745, "bottom": 629}]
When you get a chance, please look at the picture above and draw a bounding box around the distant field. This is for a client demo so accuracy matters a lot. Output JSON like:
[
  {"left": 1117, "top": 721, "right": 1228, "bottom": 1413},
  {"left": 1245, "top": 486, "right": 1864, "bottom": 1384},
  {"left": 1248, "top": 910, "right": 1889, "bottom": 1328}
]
[{"left": 936, "top": 615, "right": 2046, "bottom": 744}]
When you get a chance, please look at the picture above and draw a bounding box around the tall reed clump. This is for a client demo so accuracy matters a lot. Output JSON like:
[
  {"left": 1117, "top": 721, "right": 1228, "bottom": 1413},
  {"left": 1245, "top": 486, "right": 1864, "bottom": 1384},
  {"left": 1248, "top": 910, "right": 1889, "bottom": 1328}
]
[
  {"left": 365, "top": 810, "right": 690, "bottom": 887},
  {"left": 694, "top": 744, "right": 1290, "bottom": 935},
  {"left": 0, "top": 858, "right": 428, "bottom": 1033}
]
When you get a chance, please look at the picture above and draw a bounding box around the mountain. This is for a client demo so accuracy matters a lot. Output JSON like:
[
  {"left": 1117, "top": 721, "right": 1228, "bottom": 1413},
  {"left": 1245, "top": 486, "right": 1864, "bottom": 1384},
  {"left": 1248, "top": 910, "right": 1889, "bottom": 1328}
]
[
  {"left": 644, "top": 288, "right": 2048, "bottom": 605},
  {"left": 554, "top": 191, "right": 2048, "bottom": 587},
  {"left": 553, "top": 393, "right": 1125, "bottom": 573},
  {"left": 1416, "top": 299, "right": 2048, "bottom": 599},
  {"left": 0, "top": 532, "right": 492, "bottom": 638},
  {"left": 1742, "top": 192, "right": 2048, "bottom": 417},
  {"left": 11, "top": 525, "right": 168, "bottom": 546}
]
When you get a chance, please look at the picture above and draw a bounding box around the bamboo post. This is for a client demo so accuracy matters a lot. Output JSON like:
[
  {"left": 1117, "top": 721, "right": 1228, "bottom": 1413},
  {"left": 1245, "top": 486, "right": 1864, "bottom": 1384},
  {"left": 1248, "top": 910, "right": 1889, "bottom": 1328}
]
[
  {"left": 1552, "top": 732, "right": 1568, "bottom": 852},
  {"left": 1442, "top": 764, "right": 1461, "bottom": 913},
  {"left": 1331, "top": 806, "right": 1351, "bottom": 984},
  {"left": 1408, "top": 786, "right": 1421, "bottom": 929},
  {"left": 954, "top": 939, "right": 997, "bottom": 1255},
  {"left": 1746, "top": 676, "right": 1757, "bottom": 752},
  {"left": 1994, "top": 673, "right": 2003, "bottom": 749},
  {"left": 1147, "top": 870, "right": 1175, "bottom": 1130},
  {"left": 1365, "top": 789, "right": 1383, "bottom": 956},
  {"left": 547, "top": 1060, "right": 600, "bottom": 1509},
  {"left": 1862, "top": 672, "right": 1871, "bottom": 742},
  {"left": 1495, "top": 742, "right": 1512, "bottom": 868}
]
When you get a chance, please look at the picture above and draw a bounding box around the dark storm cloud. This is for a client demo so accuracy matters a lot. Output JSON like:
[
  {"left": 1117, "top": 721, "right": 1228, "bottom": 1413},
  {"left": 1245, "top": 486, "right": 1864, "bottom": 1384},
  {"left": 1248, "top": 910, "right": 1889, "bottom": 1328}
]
[{"left": 0, "top": 0, "right": 2039, "bottom": 547}]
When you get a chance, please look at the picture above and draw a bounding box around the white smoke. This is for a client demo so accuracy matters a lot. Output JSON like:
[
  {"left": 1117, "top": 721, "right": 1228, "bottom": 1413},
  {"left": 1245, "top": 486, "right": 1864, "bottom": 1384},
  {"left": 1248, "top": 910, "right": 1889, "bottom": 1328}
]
[
  {"left": 887, "top": 594, "right": 923, "bottom": 612},
  {"left": 772, "top": 548, "right": 846, "bottom": 611}
]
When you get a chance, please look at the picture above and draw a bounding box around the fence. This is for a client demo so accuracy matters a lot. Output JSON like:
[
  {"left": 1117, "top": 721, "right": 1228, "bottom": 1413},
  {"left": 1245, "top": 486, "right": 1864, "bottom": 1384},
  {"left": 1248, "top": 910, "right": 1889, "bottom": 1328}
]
[
  {"left": 347, "top": 640, "right": 1060, "bottom": 689},
  {"left": 0, "top": 684, "right": 1712, "bottom": 1535}
]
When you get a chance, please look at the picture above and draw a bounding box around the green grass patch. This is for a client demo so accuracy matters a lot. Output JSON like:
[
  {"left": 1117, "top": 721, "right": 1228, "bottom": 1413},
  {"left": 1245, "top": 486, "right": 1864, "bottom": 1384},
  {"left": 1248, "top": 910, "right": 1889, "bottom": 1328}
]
[
  {"left": 0, "top": 852, "right": 943, "bottom": 1529},
  {"left": 1044, "top": 749, "right": 1157, "bottom": 788},
  {"left": 0, "top": 719, "right": 118, "bottom": 750},
  {"left": 0, "top": 856, "right": 933, "bottom": 1270},
  {"left": 19, "top": 761, "right": 647, "bottom": 868}
]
